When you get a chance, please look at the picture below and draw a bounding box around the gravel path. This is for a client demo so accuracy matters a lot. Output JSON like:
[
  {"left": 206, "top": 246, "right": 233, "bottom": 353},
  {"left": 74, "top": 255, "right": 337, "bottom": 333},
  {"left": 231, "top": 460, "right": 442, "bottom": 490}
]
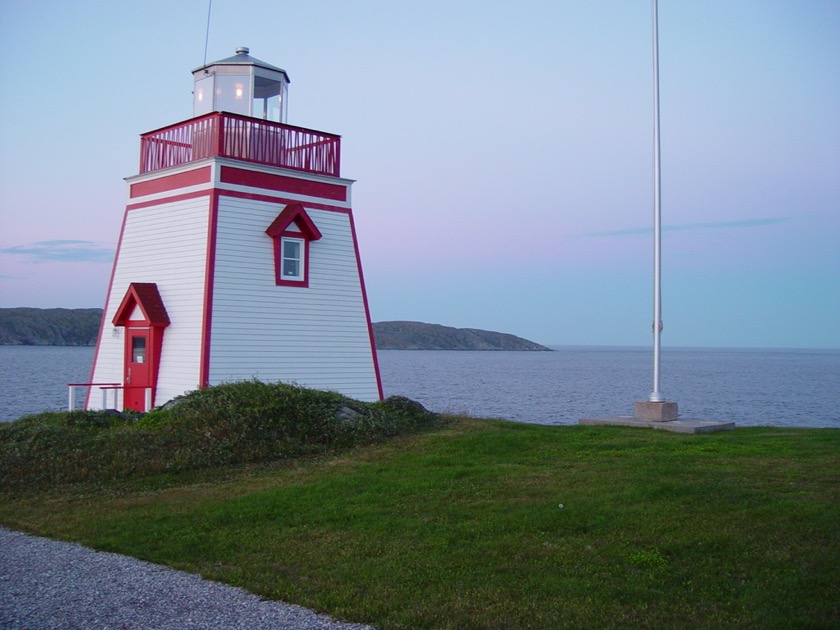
[{"left": 0, "top": 527, "right": 373, "bottom": 629}]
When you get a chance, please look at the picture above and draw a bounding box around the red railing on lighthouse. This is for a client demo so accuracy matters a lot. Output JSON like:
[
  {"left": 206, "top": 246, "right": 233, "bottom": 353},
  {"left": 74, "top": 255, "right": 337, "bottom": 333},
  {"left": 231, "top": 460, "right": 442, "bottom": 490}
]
[{"left": 139, "top": 112, "right": 341, "bottom": 177}]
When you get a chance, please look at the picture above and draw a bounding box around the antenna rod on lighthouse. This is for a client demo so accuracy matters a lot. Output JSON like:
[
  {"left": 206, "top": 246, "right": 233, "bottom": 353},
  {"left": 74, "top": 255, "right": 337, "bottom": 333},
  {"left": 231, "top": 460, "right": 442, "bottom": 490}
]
[
  {"left": 649, "top": 0, "right": 664, "bottom": 403},
  {"left": 203, "top": 0, "right": 213, "bottom": 67}
]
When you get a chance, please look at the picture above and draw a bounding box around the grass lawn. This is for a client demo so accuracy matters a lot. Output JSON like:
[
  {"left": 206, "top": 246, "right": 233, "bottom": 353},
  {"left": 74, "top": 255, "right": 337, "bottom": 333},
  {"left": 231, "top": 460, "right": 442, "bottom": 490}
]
[{"left": 2, "top": 418, "right": 838, "bottom": 629}]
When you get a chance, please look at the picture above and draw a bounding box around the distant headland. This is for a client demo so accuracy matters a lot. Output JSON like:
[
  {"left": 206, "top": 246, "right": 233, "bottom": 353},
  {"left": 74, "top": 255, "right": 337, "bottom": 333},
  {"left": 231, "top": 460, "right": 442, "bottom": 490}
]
[
  {"left": 0, "top": 308, "right": 102, "bottom": 346},
  {"left": 372, "top": 320, "right": 551, "bottom": 351},
  {"left": 0, "top": 309, "right": 550, "bottom": 351}
]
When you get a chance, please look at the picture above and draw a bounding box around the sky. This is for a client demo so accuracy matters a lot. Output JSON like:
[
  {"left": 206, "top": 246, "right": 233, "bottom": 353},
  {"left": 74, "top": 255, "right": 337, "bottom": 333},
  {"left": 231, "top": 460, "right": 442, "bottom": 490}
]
[{"left": 0, "top": 0, "right": 838, "bottom": 349}]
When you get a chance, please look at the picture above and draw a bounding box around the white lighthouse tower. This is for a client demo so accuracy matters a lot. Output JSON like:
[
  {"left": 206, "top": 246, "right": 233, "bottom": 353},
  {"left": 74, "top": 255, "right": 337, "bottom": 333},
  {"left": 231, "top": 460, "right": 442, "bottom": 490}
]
[{"left": 87, "top": 48, "right": 383, "bottom": 411}]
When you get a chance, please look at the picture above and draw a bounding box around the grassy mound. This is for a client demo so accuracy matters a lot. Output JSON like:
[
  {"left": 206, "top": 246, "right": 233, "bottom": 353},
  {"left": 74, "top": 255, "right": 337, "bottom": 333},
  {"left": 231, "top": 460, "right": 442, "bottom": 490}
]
[{"left": 0, "top": 381, "right": 443, "bottom": 489}]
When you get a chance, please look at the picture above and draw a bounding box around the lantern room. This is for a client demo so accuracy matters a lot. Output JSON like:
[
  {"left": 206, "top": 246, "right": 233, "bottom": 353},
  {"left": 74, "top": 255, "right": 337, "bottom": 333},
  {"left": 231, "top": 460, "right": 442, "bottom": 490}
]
[{"left": 192, "top": 46, "right": 290, "bottom": 122}]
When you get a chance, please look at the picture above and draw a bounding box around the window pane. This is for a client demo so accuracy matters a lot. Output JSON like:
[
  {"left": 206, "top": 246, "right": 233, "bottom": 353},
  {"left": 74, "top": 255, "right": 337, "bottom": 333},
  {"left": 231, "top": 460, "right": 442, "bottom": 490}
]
[
  {"left": 280, "top": 237, "right": 303, "bottom": 280},
  {"left": 282, "top": 259, "right": 300, "bottom": 277},
  {"left": 132, "top": 337, "right": 146, "bottom": 364},
  {"left": 283, "top": 240, "right": 300, "bottom": 259}
]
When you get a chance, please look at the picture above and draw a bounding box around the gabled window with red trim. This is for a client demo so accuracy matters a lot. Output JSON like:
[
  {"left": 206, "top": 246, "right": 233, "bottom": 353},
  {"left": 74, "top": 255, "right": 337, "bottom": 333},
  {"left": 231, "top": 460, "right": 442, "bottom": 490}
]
[{"left": 265, "top": 202, "right": 322, "bottom": 287}]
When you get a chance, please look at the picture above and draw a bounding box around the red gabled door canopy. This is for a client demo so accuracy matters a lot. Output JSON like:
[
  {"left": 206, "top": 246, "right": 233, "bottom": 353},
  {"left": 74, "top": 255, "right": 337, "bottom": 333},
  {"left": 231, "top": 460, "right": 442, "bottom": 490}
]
[{"left": 113, "top": 282, "right": 171, "bottom": 327}]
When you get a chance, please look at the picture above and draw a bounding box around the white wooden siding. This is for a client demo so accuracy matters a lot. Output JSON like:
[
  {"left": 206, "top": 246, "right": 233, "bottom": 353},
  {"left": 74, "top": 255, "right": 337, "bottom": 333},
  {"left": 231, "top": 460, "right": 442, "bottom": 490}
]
[
  {"left": 88, "top": 197, "right": 211, "bottom": 408},
  {"left": 209, "top": 196, "right": 380, "bottom": 401}
]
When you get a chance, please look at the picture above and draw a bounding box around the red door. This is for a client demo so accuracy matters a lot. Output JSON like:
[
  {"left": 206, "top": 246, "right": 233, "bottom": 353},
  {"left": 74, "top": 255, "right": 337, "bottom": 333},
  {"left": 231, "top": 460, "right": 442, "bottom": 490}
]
[{"left": 124, "top": 329, "right": 151, "bottom": 411}]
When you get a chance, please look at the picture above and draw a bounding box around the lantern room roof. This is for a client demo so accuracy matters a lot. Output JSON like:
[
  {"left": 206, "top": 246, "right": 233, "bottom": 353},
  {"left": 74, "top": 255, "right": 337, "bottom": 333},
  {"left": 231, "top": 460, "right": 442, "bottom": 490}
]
[{"left": 192, "top": 47, "right": 290, "bottom": 83}]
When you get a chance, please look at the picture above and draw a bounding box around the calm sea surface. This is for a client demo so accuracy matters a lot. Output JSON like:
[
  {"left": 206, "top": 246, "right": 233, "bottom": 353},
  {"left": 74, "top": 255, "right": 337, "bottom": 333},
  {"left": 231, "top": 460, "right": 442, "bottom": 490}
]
[{"left": 1, "top": 346, "right": 838, "bottom": 428}]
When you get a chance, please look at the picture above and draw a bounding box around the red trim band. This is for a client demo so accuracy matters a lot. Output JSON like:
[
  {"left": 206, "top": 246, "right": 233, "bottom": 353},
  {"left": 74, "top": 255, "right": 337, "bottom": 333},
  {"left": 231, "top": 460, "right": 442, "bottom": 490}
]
[
  {"left": 129, "top": 166, "right": 212, "bottom": 198},
  {"left": 220, "top": 166, "right": 347, "bottom": 201},
  {"left": 85, "top": 208, "right": 128, "bottom": 409},
  {"left": 199, "top": 190, "right": 221, "bottom": 388},
  {"left": 127, "top": 190, "right": 211, "bottom": 211},
  {"left": 348, "top": 211, "right": 384, "bottom": 400},
  {"left": 127, "top": 189, "right": 349, "bottom": 214}
]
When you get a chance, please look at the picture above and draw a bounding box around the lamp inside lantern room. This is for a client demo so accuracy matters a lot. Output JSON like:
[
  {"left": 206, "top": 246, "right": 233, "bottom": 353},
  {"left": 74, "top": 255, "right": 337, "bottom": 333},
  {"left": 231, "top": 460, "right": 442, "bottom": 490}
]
[{"left": 192, "top": 46, "right": 290, "bottom": 122}]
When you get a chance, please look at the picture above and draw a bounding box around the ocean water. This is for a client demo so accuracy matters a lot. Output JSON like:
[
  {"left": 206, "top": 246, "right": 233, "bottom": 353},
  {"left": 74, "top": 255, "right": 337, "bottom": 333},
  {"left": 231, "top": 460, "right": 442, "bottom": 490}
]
[
  {"left": 379, "top": 347, "right": 840, "bottom": 428},
  {"left": 0, "top": 346, "right": 98, "bottom": 423},
  {"left": 1, "top": 345, "right": 838, "bottom": 428}
]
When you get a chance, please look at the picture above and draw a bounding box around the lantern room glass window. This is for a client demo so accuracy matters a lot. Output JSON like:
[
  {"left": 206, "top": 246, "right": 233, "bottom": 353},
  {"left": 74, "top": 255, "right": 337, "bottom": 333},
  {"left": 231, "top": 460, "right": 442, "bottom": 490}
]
[
  {"left": 253, "top": 76, "right": 288, "bottom": 121},
  {"left": 193, "top": 75, "right": 214, "bottom": 116},
  {"left": 214, "top": 75, "right": 250, "bottom": 116}
]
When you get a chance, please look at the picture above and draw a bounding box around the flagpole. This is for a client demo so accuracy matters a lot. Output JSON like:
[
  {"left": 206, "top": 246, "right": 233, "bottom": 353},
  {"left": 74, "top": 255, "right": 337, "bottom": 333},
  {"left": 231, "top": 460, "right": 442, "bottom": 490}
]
[
  {"left": 649, "top": 0, "right": 664, "bottom": 403},
  {"left": 580, "top": 0, "right": 733, "bottom": 431}
]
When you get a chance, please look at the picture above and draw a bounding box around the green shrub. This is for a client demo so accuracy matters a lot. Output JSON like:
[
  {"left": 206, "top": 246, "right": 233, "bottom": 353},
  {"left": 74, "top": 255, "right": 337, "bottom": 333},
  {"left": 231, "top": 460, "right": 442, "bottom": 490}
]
[{"left": 0, "top": 382, "right": 444, "bottom": 490}]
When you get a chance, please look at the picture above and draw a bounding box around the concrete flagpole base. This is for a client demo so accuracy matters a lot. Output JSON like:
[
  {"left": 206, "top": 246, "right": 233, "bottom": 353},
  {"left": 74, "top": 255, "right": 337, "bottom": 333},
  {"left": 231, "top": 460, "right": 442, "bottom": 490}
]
[
  {"left": 634, "top": 400, "right": 678, "bottom": 421},
  {"left": 579, "top": 416, "right": 735, "bottom": 434},
  {"left": 579, "top": 400, "right": 735, "bottom": 434}
]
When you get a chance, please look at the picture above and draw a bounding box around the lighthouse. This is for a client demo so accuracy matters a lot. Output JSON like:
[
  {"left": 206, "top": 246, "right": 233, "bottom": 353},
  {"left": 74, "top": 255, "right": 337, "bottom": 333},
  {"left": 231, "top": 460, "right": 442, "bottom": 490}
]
[{"left": 87, "top": 48, "right": 383, "bottom": 411}]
